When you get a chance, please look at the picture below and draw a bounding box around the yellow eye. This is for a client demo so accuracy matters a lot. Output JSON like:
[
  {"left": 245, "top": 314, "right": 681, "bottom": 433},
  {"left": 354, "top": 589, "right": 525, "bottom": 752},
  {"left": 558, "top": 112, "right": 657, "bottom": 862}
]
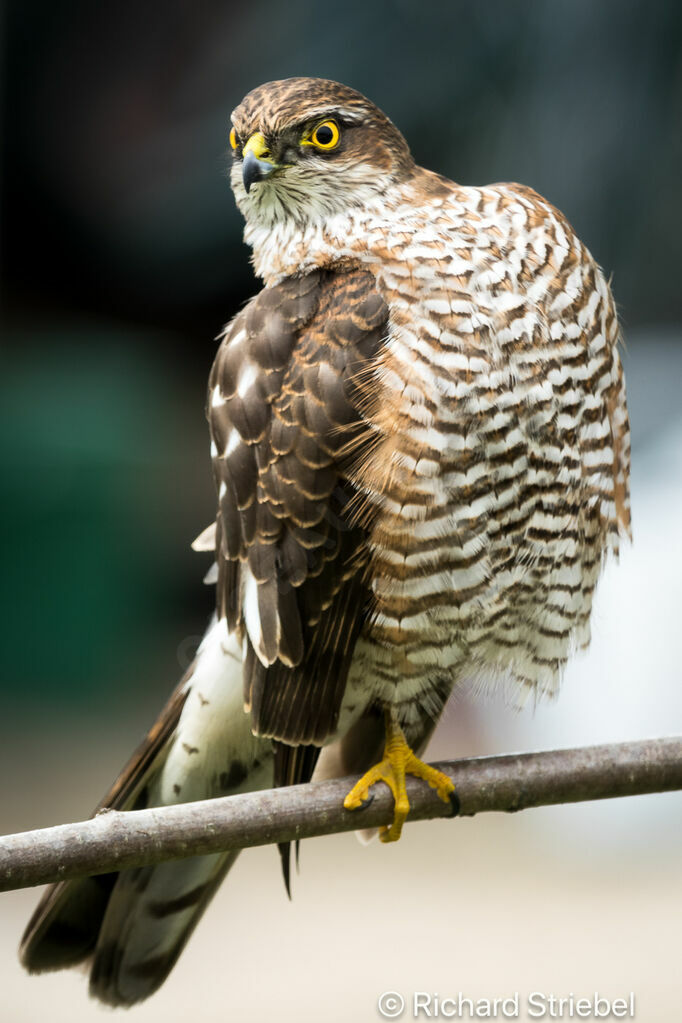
[
  {"left": 229, "top": 127, "right": 238, "bottom": 150},
  {"left": 310, "top": 120, "right": 340, "bottom": 150}
]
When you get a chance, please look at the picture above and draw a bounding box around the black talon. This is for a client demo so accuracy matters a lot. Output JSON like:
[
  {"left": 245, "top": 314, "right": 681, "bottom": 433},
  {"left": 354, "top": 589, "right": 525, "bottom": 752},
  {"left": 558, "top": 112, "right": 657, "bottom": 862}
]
[
  {"left": 446, "top": 790, "right": 460, "bottom": 818},
  {"left": 354, "top": 793, "right": 375, "bottom": 812}
]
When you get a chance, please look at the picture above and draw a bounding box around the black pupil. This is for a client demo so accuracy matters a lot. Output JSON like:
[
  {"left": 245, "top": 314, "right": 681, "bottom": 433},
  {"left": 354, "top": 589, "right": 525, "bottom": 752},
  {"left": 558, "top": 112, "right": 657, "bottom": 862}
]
[{"left": 316, "top": 124, "right": 334, "bottom": 145}]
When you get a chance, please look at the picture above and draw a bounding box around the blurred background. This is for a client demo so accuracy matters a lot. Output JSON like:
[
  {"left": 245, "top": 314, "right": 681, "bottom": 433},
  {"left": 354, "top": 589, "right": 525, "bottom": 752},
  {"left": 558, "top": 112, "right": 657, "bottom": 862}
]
[{"left": 1, "top": 1, "right": 681, "bottom": 1020}]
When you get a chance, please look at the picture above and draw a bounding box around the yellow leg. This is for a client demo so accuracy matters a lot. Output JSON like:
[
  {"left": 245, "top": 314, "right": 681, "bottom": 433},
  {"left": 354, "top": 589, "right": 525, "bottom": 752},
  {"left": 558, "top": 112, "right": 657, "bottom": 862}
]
[{"left": 343, "top": 710, "right": 455, "bottom": 842}]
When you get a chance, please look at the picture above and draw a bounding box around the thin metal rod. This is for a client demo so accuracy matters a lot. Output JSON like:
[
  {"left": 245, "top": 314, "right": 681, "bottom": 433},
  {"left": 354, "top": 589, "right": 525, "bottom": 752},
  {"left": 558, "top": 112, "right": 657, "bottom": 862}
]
[{"left": 1, "top": 736, "right": 680, "bottom": 893}]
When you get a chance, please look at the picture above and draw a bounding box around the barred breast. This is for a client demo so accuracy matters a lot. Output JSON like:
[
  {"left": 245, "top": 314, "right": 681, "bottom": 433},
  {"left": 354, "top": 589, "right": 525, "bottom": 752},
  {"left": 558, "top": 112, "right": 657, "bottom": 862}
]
[{"left": 333, "top": 175, "right": 631, "bottom": 731}]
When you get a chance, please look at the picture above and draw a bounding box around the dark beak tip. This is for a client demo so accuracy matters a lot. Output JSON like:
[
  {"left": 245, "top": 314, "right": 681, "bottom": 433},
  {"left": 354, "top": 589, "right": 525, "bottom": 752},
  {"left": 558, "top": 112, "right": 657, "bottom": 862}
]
[{"left": 242, "top": 152, "right": 275, "bottom": 194}]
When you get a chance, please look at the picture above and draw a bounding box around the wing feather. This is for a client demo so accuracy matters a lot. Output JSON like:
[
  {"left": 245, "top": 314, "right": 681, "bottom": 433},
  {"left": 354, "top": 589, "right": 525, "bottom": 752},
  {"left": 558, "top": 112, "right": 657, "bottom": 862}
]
[{"left": 208, "top": 268, "right": 387, "bottom": 747}]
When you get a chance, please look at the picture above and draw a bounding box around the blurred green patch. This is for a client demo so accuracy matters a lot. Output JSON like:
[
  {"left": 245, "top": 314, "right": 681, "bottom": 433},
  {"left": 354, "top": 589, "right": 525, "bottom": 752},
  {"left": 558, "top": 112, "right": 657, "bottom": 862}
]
[{"left": 0, "top": 325, "right": 212, "bottom": 707}]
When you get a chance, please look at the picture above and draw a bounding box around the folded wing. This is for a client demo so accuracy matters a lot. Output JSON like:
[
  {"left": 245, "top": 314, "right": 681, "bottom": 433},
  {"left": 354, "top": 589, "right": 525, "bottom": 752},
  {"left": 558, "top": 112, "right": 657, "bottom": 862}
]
[{"left": 209, "top": 268, "right": 387, "bottom": 748}]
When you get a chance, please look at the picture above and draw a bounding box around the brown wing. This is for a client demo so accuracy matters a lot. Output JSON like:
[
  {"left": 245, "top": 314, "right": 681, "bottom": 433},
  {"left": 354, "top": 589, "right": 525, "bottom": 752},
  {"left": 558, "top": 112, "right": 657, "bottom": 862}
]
[{"left": 208, "top": 268, "right": 387, "bottom": 748}]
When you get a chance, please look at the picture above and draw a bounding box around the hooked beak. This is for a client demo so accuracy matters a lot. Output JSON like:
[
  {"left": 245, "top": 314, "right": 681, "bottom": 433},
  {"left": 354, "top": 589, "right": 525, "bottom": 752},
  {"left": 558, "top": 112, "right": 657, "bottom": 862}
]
[{"left": 241, "top": 132, "right": 278, "bottom": 194}]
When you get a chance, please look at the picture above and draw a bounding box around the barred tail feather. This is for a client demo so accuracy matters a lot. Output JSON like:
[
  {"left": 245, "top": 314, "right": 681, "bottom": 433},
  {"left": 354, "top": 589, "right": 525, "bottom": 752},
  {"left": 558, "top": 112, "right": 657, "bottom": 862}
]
[
  {"left": 89, "top": 851, "right": 238, "bottom": 1006},
  {"left": 20, "top": 617, "right": 273, "bottom": 1006}
]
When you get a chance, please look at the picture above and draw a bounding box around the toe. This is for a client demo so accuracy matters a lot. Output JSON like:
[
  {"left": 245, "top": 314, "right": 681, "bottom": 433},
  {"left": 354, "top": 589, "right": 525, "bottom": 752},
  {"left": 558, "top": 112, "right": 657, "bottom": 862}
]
[
  {"left": 344, "top": 785, "right": 369, "bottom": 810},
  {"left": 435, "top": 779, "right": 455, "bottom": 802}
]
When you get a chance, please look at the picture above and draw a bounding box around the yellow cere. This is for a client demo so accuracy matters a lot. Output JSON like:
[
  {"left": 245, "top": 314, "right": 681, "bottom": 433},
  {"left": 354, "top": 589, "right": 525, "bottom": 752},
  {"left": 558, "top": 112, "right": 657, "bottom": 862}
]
[{"left": 243, "top": 132, "right": 271, "bottom": 160}]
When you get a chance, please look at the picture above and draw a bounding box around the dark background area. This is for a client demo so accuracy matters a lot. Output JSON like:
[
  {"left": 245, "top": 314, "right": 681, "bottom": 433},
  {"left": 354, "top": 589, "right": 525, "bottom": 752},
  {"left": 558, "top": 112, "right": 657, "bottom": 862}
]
[{"left": 1, "top": 0, "right": 681, "bottom": 713}]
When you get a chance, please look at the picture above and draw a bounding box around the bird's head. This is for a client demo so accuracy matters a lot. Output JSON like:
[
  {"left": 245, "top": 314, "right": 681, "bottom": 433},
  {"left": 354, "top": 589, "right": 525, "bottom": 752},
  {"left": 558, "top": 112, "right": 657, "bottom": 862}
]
[{"left": 229, "top": 78, "right": 414, "bottom": 230}]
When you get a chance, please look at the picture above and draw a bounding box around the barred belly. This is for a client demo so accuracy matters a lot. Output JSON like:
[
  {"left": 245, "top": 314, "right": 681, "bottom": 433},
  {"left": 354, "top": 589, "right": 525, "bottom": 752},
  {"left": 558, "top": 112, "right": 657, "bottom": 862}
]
[{"left": 334, "top": 183, "right": 630, "bottom": 731}]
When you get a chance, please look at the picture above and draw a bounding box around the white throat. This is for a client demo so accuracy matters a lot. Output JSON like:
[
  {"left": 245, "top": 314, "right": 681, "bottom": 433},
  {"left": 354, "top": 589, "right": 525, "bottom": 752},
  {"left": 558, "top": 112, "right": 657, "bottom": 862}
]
[{"left": 231, "top": 160, "right": 401, "bottom": 285}]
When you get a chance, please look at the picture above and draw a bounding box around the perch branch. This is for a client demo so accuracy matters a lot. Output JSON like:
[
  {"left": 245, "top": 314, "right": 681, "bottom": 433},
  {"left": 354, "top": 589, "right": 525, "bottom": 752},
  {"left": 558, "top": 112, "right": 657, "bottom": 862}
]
[{"left": 1, "top": 736, "right": 681, "bottom": 893}]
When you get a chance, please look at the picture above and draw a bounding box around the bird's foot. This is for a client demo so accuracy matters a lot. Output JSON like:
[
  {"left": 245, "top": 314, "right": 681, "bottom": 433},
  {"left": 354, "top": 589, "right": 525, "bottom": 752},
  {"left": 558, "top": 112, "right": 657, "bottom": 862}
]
[{"left": 343, "top": 712, "right": 455, "bottom": 842}]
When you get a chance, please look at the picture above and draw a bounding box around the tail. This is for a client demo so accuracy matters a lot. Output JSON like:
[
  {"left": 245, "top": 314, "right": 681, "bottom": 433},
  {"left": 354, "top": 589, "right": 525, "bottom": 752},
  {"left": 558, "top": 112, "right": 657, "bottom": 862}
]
[{"left": 19, "top": 617, "right": 273, "bottom": 1006}]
